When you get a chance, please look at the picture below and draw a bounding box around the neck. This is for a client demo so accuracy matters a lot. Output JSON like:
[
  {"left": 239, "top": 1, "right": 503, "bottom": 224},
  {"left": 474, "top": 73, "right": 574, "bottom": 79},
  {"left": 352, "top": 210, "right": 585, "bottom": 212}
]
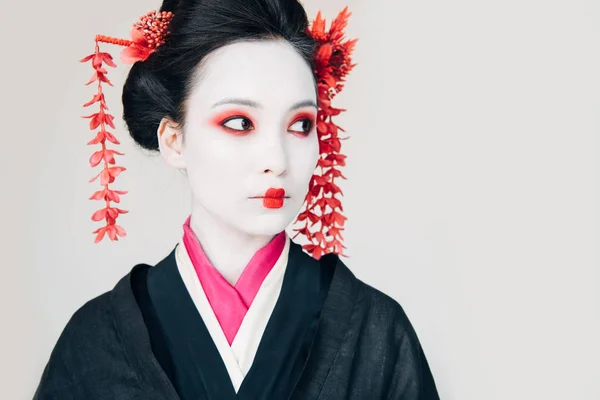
[{"left": 188, "top": 203, "right": 276, "bottom": 286}]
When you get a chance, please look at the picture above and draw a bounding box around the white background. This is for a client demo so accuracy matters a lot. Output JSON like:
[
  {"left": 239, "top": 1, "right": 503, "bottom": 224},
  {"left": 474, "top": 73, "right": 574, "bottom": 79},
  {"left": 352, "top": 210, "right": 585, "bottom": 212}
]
[{"left": 1, "top": 0, "right": 599, "bottom": 398}]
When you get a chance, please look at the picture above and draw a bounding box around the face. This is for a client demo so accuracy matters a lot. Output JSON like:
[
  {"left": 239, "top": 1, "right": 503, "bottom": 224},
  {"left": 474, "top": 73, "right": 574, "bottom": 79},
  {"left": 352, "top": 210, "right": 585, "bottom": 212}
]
[{"left": 160, "top": 39, "right": 319, "bottom": 236}]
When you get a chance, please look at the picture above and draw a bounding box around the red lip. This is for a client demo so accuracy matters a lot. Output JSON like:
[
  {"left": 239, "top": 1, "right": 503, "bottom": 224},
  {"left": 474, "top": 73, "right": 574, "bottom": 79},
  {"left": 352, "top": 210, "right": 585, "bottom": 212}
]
[
  {"left": 264, "top": 188, "right": 285, "bottom": 198},
  {"left": 251, "top": 188, "right": 288, "bottom": 209}
]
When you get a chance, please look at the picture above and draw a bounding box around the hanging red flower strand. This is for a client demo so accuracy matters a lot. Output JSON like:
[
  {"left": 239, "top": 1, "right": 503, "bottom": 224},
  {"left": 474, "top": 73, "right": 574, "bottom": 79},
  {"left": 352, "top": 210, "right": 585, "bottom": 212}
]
[
  {"left": 80, "top": 10, "right": 174, "bottom": 243},
  {"left": 294, "top": 6, "right": 358, "bottom": 260}
]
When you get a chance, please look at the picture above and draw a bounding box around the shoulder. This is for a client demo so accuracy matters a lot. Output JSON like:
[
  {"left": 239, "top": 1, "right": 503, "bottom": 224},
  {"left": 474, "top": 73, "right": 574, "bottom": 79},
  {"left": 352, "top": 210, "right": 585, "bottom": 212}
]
[
  {"left": 34, "top": 271, "right": 138, "bottom": 398},
  {"left": 345, "top": 265, "right": 440, "bottom": 399},
  {"left": 335, "top": 257, "right": 416, "bottom": 335},
  {"left": 356, "top": 277, "right": 420, "bottom": 343},
  {"left": 49, "top": 289, "right": 117, "bottom": 364},
  {"left": 335, "top": 258, "right": 427, "bottom": 362}
]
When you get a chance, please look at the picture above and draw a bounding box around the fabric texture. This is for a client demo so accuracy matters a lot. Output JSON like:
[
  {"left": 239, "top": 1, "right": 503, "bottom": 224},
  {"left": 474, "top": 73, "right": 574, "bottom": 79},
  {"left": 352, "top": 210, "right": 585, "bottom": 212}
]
[
  {"left": 138, "top": 234, "right": 330, "bottom": 399},
  {"left": 34, "top": 240, "right": 440, "bottom": 400},
  {"left": 181, "top": 215, "right": 287, "bottom": 345},
  {"left": 176, "top": 231, "right": 291, "bottom": 391}
]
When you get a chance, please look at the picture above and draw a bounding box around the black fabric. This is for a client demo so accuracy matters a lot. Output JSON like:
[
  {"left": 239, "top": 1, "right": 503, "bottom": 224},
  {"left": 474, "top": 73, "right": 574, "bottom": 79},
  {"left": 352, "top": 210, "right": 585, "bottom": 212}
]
[
  {"left": 131, "top": 240, "right": 334, "bottom": 400},
  {"left": 34, "top": 240, "right": 440, "bottom": 400},
  {"left": 130, "top": 265, "right": 177, "bottom": 388}
]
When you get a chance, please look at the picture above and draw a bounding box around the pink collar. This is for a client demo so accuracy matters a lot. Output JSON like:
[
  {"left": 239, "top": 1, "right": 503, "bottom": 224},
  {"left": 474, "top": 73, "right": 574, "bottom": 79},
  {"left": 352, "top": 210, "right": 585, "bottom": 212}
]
[{"left": 181, "top": 215, "right": 286, "bottom": 345}]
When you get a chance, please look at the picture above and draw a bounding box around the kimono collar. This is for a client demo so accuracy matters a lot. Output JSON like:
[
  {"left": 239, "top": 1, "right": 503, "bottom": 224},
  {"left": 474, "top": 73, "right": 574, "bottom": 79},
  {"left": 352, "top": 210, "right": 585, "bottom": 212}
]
[{"left": 181, "top": 215, "right": 287, "bottom": 345}]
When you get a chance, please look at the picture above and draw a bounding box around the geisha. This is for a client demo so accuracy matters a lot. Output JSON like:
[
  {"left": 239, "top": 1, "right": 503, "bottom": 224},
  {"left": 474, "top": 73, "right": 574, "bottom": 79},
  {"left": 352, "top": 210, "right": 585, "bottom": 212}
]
[{"left": 35, "top": 0, "right": 440, "bottom": 399}]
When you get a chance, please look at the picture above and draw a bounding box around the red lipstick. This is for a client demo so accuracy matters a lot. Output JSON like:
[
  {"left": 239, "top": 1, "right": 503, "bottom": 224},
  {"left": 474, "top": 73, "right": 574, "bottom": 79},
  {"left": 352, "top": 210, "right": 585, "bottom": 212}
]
[{"left": 262, "top": 188, "right": 286, "bottom": 209}]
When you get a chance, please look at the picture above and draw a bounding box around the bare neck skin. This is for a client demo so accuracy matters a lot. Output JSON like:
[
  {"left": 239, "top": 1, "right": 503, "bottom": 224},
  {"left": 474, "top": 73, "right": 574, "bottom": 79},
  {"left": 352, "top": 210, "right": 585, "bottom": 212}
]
[{"left": 189, "top": 203, "right": 276, "bottom": 286}]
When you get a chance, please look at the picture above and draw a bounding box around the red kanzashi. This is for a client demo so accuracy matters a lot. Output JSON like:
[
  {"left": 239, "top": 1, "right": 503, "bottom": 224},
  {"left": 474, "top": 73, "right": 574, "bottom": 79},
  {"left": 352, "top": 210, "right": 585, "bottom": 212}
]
[
  {"left": 80, "top": 10, "right": 173, "bottom": 243},
  {"left": 294, "top": 7, "right": 357, "bottom": 260}
]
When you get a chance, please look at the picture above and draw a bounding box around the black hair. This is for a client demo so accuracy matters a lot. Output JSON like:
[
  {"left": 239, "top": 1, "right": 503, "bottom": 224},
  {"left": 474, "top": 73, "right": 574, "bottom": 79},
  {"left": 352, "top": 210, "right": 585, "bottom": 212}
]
[{"left": 122, "top": 0, "right": 316, "bottom": 151}]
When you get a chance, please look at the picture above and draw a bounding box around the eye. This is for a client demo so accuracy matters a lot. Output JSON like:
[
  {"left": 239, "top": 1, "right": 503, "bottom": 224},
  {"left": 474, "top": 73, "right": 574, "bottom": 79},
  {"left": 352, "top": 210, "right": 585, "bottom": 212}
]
[
  {"left": 289, "top": 118, "right": 314, "bottom": 135},
  {"left": 222, "top": 116, "right": 254, "bottom": 132}
]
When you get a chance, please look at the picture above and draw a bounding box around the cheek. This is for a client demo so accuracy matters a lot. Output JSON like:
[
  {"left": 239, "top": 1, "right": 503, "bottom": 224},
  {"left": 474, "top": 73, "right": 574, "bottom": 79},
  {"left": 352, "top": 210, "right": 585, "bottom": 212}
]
[
  {"left": 182, "top": 128, "right": 250, "bottom": 194},
  {"left": 289, "top": 137, "right": 320, "bottom": 185}
]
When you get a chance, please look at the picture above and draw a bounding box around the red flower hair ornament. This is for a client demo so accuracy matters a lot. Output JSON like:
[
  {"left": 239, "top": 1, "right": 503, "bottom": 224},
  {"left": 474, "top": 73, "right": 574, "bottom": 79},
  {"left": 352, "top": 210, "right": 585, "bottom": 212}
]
[{"left": 81, "top": 7, "right": 357, "bottom": 260}]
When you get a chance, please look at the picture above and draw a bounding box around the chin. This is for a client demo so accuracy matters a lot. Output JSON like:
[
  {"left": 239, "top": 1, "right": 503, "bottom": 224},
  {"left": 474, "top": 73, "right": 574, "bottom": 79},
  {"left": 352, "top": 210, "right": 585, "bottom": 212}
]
[{"left": 238, "top": 212, "right": 295, "bottom": 236}]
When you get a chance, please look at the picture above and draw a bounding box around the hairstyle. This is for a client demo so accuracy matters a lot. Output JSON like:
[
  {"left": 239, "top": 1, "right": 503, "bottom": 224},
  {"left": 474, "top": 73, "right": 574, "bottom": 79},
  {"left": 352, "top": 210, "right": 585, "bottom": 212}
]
[{"left": 122, "top": 0, "right": 316, "bottom": 151}]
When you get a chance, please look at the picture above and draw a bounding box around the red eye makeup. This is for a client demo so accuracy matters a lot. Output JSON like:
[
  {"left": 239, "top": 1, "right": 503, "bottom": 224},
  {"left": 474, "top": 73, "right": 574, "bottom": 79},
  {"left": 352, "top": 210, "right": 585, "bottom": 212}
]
[
  {"left": 288, "top": 111, "right": 316, "bottom": 136},
  {"left": 210, "top": 109, "right": 256, "bottom": 134}
]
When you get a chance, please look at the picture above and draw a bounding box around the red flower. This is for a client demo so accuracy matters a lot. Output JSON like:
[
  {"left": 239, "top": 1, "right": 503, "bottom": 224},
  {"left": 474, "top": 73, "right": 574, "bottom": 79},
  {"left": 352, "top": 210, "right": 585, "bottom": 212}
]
[
  {"left": 120, "top": 28, "right": 154, "bottom": 64},
  {"left": 120, "top": 11, "right": 174, "bottom": 64},
  {"left": 82, "top": 10, "right": 174, "bottom": 243},
  {"left": 93, "top": 223, "right": 127, "bottom": 243},
  {"left": 88, "top": 166, "right": 126, "bottom": 186},
  {"left": 89, "top": 188, "right": 128, "bottom": 203},
  {"left": 292, "top": 7, "right": 357, "bottom": 260}
]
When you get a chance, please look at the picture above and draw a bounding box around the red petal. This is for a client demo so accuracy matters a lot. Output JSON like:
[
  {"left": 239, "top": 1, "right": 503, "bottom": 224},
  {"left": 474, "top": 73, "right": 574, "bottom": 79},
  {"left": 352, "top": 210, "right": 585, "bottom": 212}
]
[
  {"left": 326, "top": 197, "right": 342, "bottom": 209},
  {"left": 85, "top": 71, "right": 99, "bottom": 85},
  {"left": 318, "top": 158, "right": 333, "bottom": 167},
  {"left": 330, "top": 181, "right": 344, "bottom": 196},
  {"left": 309, "top": 11, "right": 326, "bottom": 39},
  {"left": 89, "top": 190, "right": 106, "bottom": 200},
  {"left": 104, "top": 131, "right": 120, "bottom": 144},
  {"left": 310, "top": 184, "right": 322, "bottom": 197},
  {"left": 92, "top": 53, "right": 104, "bottom": 69},
  {"left": 328, "top": 123, "right": 338, "bottom": 135},
  {"left": 100, "top": 169, "right": 112, "bottom": 185},
  {"left": 130, "top": 27, "right": 148, "bottom": 46},
  {"left": 82, "top": 112, "right": 102, "bottom": 130},
  {"left": 329, "top": 107, "right": 345, "bottom": 116},
  {"left": 314, "top": 175, "right": 328, "bottom": 186},
  {"left": 87, "top": 131, "right": 106, "bottom": 145},
  {"left": 314, "top": 231, "right": 325, "bottom": 243},
  {"left": 83, "top": 93, "right": 102, "bottom": 108},
  {"left": 107, "top": 166, "right": 126, "bottom": 178},
  {"left": 106, "top": 190, "right": 120, "bottom": 203},
  {"left": 93, "top": 227, "right": 107, "bottom": 243},
  {"left": 80, "top": 53, "right": 95, "bottom": 62},
  {"left": 329, "top": 7, "right": 351, "bottom": 38},
  {"left": 303, "top": 243, "right": 317, "bottom": 253},
  {"left": 333, "top": 211, "right": 347, "bottom": 226},
  {"left": 104, "top": 114, "right": 116, "bottom": 129},
  {"left": 89, "top": 150, "right": 104, "bottom": 167},
  {"left": 323, "top": 73, "right": 337, "bottom": 88},
  {"left": 315, "top": 43, "right": 333, "bottom": 65},
  {"left": 97, "top": 72, "right": 113, "bottom": 86},
  {"left": 120, "top": 46, "right": 150, "bottom": 65},
  {"left": 296, "top": 210, "right": 310, "bottom": 222},
  {"left": 107, "top": 225, "right": 118, "bottom": 241},
  {"left": 317, "top": 121, "right": 328, "bottom": 135},
  {"left": 312, "top": 246, "right": 322, "bottom": 260},
  {"left": 115, "top": 225, "right": 127, "bottom": 237},
  {"left": 91, "top": 208, "right": 107, "bottom": 221},
  {"left": 101, "top": 52, "right": 117, "bottom": 68},
  {"left": 106, "top": 208, "right": 118, "bottom": 219},
  {"left": 90, "top": 114, "right": 102, "bottom": 130},
  {"left": 307, "top": 212, "right": 320, "bottom": 224}
]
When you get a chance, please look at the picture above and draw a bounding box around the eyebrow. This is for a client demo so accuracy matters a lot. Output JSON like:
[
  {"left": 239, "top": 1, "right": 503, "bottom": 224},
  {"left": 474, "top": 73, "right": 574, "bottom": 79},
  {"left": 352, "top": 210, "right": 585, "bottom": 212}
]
[{"left": 211, "top": 98, "right": 317, "bottom": 111}]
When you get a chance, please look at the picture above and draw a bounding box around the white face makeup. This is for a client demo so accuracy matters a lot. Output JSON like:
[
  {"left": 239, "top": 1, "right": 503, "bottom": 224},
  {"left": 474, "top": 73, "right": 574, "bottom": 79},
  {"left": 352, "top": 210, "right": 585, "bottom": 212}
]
[{"left": 167, "top": 39, "right": 319, "bottom": 236}]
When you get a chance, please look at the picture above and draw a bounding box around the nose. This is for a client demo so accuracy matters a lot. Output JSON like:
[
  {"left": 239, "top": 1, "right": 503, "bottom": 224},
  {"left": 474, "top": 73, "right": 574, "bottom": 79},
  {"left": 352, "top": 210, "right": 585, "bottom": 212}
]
[{"left": 260, "top": 135, "right": 287, "bottom": 176}]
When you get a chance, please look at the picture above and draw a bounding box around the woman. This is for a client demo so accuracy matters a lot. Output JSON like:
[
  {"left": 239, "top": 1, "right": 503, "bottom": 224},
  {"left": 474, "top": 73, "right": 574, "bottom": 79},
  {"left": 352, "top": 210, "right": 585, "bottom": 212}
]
[{"left": 35, "top": 0, "right": 440, "bottom": 398}]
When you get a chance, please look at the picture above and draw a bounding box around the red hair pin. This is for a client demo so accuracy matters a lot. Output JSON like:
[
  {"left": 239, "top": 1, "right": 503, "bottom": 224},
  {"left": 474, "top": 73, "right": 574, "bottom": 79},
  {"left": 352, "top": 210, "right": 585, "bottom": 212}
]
[
  {"left": 80, "top": 10, "right": 173, "bottom": 243},
  {"left": 292, "top": 7, "right": 357, "bottom": 260}
]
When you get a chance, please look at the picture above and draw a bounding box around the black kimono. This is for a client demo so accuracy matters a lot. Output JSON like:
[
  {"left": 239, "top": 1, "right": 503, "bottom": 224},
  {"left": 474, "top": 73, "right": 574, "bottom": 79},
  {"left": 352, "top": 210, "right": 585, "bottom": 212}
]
[{"left": 34, "top": 239, "right": 440, "bottom": 399}]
